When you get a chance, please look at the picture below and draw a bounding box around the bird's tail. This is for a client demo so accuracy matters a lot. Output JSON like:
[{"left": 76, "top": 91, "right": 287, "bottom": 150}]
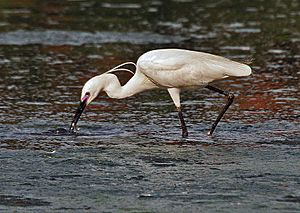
[{"left": 225, "top": 60, "right": 252, "bottom": 77}]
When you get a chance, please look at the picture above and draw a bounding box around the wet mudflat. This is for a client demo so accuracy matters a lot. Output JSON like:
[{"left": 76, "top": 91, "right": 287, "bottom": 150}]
[{"left": 0, "top": 0, "right": 299, "bottom": 212}]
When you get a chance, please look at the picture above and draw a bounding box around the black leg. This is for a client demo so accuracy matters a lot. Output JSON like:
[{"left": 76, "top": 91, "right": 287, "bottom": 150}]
[
  {"left": 177, "top": 107, "right": 188, "bottom": 137},
  {"left": 205, "top": 85, "right": 235, "bottom": 135}
]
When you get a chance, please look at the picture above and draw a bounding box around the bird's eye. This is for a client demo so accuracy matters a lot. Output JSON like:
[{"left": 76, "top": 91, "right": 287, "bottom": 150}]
[{"left": 81, "top": 92, "right": 90, "bottom": 102}]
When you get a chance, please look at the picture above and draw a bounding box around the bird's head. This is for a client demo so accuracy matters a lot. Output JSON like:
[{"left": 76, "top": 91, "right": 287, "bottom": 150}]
[{"left": 69, "top": 75, "right": 104, "bottom": 132}]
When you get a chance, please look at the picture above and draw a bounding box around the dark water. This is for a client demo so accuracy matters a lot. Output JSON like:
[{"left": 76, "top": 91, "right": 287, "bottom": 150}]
[{"left": 0, "top": 0, "right": 299, "bottom": 212}]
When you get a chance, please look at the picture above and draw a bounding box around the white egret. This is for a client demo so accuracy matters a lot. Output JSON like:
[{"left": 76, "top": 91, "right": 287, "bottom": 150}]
[{"left": 70, "top": 49, "right": 252, "bottom": 136}]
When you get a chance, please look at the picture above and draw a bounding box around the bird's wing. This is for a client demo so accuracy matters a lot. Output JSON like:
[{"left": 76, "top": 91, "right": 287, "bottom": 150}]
[
  {"left": 200, "top": 53, "right": 252, "bottom": 77},
  {"left": 138, "top": 52, "right": 186, "bottom": 71},
  {"left": 136, "top": 50, "right": 204, "bottom": 87},
  {"left": 136, "top": 49, "right": 251, "bottom": 88}
]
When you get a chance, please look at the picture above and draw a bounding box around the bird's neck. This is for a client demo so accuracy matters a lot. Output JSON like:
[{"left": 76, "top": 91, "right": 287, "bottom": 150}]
[{"left": 102, "top": 73, "right": 157, "bottom": 99}]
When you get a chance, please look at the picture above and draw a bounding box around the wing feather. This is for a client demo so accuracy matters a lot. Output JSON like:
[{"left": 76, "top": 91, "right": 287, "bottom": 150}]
[{"left": 136, "top": 49, "right": 251, "bottom": 88}]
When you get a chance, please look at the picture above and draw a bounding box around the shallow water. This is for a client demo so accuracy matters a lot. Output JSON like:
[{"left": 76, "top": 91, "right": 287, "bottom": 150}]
[{"left": 0, "top": 0, "right": 299, "bottom": 212}]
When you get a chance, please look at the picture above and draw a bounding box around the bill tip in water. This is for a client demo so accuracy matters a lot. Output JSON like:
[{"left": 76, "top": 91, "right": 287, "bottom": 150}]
[{"left": 69, "top": 122, "right": 77, "bottom": 133}]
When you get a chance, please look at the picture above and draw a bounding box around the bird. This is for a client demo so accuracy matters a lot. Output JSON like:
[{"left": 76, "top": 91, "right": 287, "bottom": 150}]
[{"left": 70, "top": 48, "right": 252, "bottom": 136}]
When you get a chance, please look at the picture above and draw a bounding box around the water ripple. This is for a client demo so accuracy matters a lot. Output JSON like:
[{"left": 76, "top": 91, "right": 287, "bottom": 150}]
[{"left": 0, "top": 30, "right": 185, "bottom": 46}]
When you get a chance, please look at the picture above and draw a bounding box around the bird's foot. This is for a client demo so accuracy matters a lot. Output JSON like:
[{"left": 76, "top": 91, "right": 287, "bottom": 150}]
[{"left": 182, "top": 130, "right": 188, "bottom": 138}]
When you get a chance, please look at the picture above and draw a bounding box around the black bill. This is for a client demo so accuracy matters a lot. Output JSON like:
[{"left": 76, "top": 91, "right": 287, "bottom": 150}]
[{"left": 69, "top": 99, "right": 87, "bottom": 133}]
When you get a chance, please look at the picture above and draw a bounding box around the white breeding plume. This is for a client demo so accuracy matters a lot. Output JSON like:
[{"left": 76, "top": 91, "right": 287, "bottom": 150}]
[{"left": 70, "top": 49, "right": 252, "bottom": 136}]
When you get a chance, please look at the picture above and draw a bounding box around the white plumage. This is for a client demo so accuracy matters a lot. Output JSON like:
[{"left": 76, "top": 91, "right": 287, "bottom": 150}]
[
  {"left": 138, "top": 49, "right": 251, "bottom": 88},
  {"left": 70, "top": 48, "right": 252, "bottom": 136}
]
